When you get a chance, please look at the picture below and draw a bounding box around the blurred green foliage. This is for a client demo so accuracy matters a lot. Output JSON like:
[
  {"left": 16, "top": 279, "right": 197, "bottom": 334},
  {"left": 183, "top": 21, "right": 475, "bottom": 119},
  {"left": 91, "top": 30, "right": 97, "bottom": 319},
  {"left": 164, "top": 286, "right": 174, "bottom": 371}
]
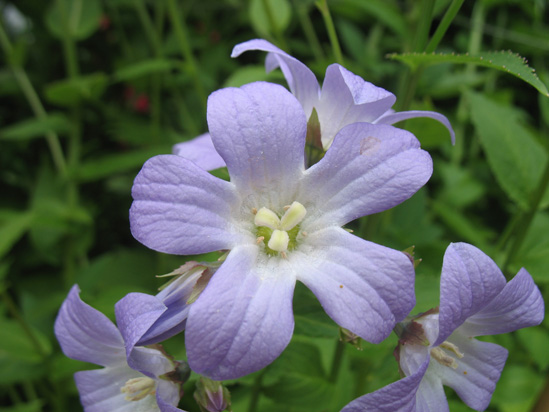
[{"left": 0, "top": 0, "right": 548, "bottom": 411}]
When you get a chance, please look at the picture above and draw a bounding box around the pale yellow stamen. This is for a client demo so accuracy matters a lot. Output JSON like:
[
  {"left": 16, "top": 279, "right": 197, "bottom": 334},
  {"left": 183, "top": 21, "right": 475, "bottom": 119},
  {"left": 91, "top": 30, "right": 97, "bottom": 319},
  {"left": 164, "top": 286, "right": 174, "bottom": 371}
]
[
  {"left": 120, "top": 377, "right": 156, "bottom": 402},
  {"left": 440, "top": 341, "right": 464, "bottom": 358},
  {"left": 268, "top": 229, "right": 290, "bottom": 252},
  {"left": 254, "top": 207, "right": 280, "bottom": 229},
  {"left": 431, "top": 347, "right": 459, "bottom": 369},
  {"left": 280, "top": 201, "right": 307, "bottom": 231}
]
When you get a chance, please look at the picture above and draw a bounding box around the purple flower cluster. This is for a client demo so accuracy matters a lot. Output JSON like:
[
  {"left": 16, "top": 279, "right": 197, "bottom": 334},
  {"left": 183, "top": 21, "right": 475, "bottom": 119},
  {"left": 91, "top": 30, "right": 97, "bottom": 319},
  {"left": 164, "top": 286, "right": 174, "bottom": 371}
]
[{"left": 54, "top": 39, "right": 544, "bottom": 412}]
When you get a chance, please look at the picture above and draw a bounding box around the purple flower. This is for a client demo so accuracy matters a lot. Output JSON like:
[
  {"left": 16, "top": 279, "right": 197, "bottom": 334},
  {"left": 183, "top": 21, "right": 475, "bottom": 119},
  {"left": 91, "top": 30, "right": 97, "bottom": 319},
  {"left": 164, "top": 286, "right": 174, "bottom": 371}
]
[
  {"left": 341, "top": 242, "right": 545, "bottom": 412},
  {"left": 175, "top": 39, "right": 453, "bottom": 170},
  {"left": 130, "top": 81, "right": 432, "bottom": 379},
  {"left": 54, "top": 285, "right": 184, "bottom": 412}
]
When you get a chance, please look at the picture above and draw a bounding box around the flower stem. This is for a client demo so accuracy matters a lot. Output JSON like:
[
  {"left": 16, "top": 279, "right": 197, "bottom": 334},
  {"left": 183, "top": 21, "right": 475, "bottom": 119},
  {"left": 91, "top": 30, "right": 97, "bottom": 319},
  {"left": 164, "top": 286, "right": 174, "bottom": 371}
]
[
  {"left": 317, "top": 0, "right": 344, "bottom": 65},
  {"left": 0, "top": 22, "right": 67, "bottom": 176},
  {"left": 294, "top": 0, "right": 324, "bottom": 63},
  {"left": 503, "top": 158, "right": 549, "bottom": 272},
  {"left": 166, "top": 0, "right": 207, "bottom": 107},
  {"left": 425, "top": 0, "right": 466, "bottom": 53},
  {"left": 328, "top": 339, "right": 345, "bottom": 383},
  {"left": 262, "top": 0, "right": 289, "bottom": 51},
  {"left": 247, "top": 370, "right": 265, "bottom": 412}
]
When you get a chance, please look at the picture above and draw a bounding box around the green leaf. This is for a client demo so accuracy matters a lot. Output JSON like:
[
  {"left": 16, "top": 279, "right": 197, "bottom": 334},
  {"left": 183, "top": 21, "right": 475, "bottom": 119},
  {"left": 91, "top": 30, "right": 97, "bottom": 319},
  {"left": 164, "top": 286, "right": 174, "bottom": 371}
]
[
  {"left": 113, "top": 59, "right": 177, "bottom": 83},
  {"left": 517, "top": 327, "right": 549, "bottom": 370},
  {"left": 263, "top": 340, "right": 335, "bottom": 411},
  {"left": 293, "top": 284, "right": 338, "bottom": 338},
  {"left": 491, "top": 365, "right": 543, "bottom": 412},
  {"left": 333, "top": 0, "right": 408, "bottom": 37},
  {"left": 249, "top": 0, "right": 291, "bottom": 38},
  {"left": 0, "top": 400, "right": 44, "bottom": 412},
  {"left": 0, "top": 210, "right": 34, "bottom": 259},
  {"left": 0, "top": 114, "right": 71, "bottom": 141},
  {"left": 45, "top": 0, "right": 103, "bottom": 41},
  {"left": 388, "top": 51, "right": 549, "bottom": 96},
  {"left": 75, "top": 146, "right": 171, "bottom": 182},
  {"left": 223, "top": 65, "right": 285, "bottom": 88},
  {"left": 0, "top": 318, "right": 51, "bottom": 364},
  {"left": 44, "top": 73, "right": 108, "bottom": 107},
  {"left": 468, "top": 91, "right": 548, "bottom": 210}
]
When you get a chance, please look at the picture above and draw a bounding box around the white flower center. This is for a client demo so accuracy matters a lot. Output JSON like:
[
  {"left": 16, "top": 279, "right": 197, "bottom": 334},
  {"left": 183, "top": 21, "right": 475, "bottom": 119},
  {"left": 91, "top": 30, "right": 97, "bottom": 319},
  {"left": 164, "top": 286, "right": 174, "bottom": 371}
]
[
  {"left": 254, "top": 201, "right": 307, "bottom": 256},
  {"left": 120, "top": 376, "right": 156, "bottom": 402}
]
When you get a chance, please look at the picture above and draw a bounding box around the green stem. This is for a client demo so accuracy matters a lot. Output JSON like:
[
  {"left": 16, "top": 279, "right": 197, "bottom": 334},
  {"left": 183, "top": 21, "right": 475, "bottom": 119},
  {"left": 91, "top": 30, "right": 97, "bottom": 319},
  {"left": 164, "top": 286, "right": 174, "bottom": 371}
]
[
  {"left": 166, "top": 0, "right": 207, "bottom": 107},
  {"left": 0, "top": 23, "right": 67, "bottom": 176},
  {"left": 317, "top": 0, "right": 344, "bottom": 65},
  {"left": 134, "top": 0, "right": 163, "bottom": 53},
  {"left": 503, "top": 159, "right": 549, "bottom": 272},
  {"left": 55, "top": 0, "right": 79, "bottom": 77},
  {"left": 328, "top": 339, "right": 345, "bottom": 383},
  {"left": 262, "top": 0, "right": 289, "bottom": 51},
  {"left": 247, "top": 370, "right": 265, "bottom": 412},
  {"left": 295, "top": 0, "right": 324, "bottom": 63},
  {"left": 425, "top": 0, "right": 466, "bottom": 53}
]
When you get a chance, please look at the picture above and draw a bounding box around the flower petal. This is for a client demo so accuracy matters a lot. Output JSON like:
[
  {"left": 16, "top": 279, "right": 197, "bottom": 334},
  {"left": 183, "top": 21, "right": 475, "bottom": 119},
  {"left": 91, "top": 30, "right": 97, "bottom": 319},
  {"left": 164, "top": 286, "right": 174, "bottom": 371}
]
[
  {"left": 231, "top": 39, "right": 320, "bottom": 116},
  {"left": 172, "top": 133, "right": 226, "bottom": 171},
  {"left": 186, "top": 244, "right": 296, "bottom": 380},
  {"left": 375, "top": 110, "right": 455, "bottom": 144},
  {"left": 436, "top": 243, "right": 507, "bottom": 345},
  {"left": 316, "top": 64, "right": 396, "bottom": 148},
  {"left": 301, "top": 123, "right": 432, "bottom": 228},
  {"left": 415, "top": 372, "right": 450, "bottom": 412},
  {"left": 130, "top": 154, "right": 240, "bottom": 255},
  {"left": 341, "top": 358, "right": 430, "bottom": 412},
  {"left": 433, "top": 333, "right": 508, "bottom": 411},
  {"left": 75, "top": 366, "right": 160, "bottom": 412},
  {"left": 295, "top": 227, "right": 415, "bottom": 343},
  {"left": 207, "top": 82, "right": 306, "bottom": 201},
  {"left": 459, "top": 267, "right": 544, "bottom": 337},
  {"left": 54, "top": 285, "right": 124, "bottom": 367}
]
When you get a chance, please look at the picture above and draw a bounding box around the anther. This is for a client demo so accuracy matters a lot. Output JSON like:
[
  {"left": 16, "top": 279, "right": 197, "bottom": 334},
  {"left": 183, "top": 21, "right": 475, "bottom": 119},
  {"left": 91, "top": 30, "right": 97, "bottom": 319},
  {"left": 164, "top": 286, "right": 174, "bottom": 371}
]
[
  {"left": 251, "top": 207, "right": 258, "bottom": 215},
  {"left": 256, "top": 236, "right": 265, "bottom": 244}
]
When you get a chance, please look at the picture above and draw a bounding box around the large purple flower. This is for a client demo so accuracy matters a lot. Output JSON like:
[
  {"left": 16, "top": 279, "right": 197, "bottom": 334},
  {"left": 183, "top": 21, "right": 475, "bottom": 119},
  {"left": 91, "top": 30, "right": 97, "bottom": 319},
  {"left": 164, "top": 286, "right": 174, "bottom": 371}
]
[
  {"left": 54, "top": 285, "right": 184, "bottom": 412},
  {"left": 341, "top": 242, "right": 545, "bottom": 412},
  {"left": 130, "top": 81, "right": 432, "bottom": 379},
  {"left": 174, "top": 39, "right": 454, "bottom": 169}
]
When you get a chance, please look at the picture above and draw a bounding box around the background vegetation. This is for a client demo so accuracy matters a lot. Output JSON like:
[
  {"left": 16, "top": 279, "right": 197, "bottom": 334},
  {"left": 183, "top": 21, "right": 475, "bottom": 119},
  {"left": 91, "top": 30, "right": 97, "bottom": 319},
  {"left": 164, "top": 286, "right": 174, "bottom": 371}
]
[{"left": 0, "top": 0, "right": 548, "bottom": 411}]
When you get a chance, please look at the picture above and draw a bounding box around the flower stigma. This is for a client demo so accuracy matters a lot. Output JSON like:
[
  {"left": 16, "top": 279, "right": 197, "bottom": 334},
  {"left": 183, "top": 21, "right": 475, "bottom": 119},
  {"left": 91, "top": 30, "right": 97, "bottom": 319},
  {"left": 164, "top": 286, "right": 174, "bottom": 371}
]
[
  {"left": 254, "top": 201, "right": 307, "bottom": 257},
  {"left": 120, "top": 376, "right": 156, "bottom": 401}
]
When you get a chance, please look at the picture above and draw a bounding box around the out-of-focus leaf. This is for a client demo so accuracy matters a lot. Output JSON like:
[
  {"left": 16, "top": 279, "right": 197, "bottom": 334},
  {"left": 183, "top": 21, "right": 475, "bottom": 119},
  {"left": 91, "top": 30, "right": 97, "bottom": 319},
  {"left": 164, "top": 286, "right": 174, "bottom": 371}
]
[
  {"left": 45, "top": 0, "right": 102, "bottom": 41},
  {"left": 223, "top": 65, "right": 284, "bottom": 88},
  {"left": 112, "top": 59, "right": 177, "bottom": 82},
  {"left": 0, "top": 114, "right": 71, "bottom": 141},
  {"left": 332, "top": 0, "right": 407, "bottom": 37},
  {"left": 492, "top": 365, "right": 543, "bottom": 412},
  {"left": 75, "top": 146, "right": 171, "bottom": 182},
  {"left": 249, "top": 0, "right": 291, "bottom": 38},
  {"left": 0, "top": 318, "right": 52, "bottom": 363},
  {"left": 0, "top": 210, "right": 33, "bottom": 259},
  {"left": 0, "top": 356, "right": 47, "bottom": 384},
  {"left": 517, "top": 327, "right": 549, "bottom": 370},
  {"left": 263, "top": 340, "right": 335, "bottom": 410},
  {"left": 437, "top": 162, "right": 485, "bottom": 208},
  {"left": 468, "top": 91, "right": 549, "bottom": 210},
  {"left": 388, "top": 51, "right": 549, "bottom": 96},
  {"left": 0, "top": 400, "right": 44, "bottom": 412},
  {"left": 293, "top": 284, "right": 338, "bottom": 338},
  {"left": 44, "top": 73, "right": 108, "bottom": 107},
  {"left": 509, "top": 212, "right": 549, "bottom": 283}
]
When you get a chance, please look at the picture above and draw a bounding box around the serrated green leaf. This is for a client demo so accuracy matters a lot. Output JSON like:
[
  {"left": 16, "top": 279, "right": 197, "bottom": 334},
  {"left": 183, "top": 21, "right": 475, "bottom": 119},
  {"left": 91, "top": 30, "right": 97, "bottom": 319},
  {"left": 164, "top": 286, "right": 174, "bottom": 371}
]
[
  {"left": 249, "top": 0, "right": 291, "bottom": 38},
  {"left": 0, "top": 113, "right": 71, "bottom": 141},
  {"left": 468, "top": 91, "right": 548, "bottom": 210},
  {"left": 263, "top": 340, "right": 335, "bottom": 410},
  {"left": 45, "top": 0, "right": 102, "bottom": 41},
  {"left": 388, "top": 51, "right": 549, "bottom": 96},
  {"left": 44, "top": 73, "right": 108, "bottom": 107},
  {"left": 75, "top": 146, "right": 171, "bottom": 182},
  {"left": 113, "top": 59, "right": 177, "bottom": 82}
]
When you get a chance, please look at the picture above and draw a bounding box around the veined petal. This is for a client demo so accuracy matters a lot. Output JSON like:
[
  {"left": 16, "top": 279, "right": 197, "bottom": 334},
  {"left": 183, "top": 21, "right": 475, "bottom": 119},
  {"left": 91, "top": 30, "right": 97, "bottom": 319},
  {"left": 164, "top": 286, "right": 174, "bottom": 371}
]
[
  {"left": 301, "top": 123, "right": 432, "bottom": 228},
  {"left": 129, "top": 346, "right": 177, "bottom": 385},
  {"left": 433, "top": 333, "right": 508, "bottom": 411},
  {"left": 459, "top": 268, "right": 544, "bottom": 337},
  {"left": 316, "top": 64, "right": 396, "bottom": 148},
  {"left": 341, "top": 358, "right": 430, "bottom": 412},
  {"left": 186, "top": 244, "right": 296, "bottom": 380},
  {"left": 54, "top": 285, "right": 125, "bottom": 367},
  {"left": 295, "top": 228, "right": 415, "bottom": 343},
  {"left": 436, "top": 243, "right": 507, "bottom": 345},
  {"left": 130, "top": 155, "right": 240, "bottom": 255},
  {"left": 172, "top": 133, "right": 226, "bottom": 171},
  {"left": 207, "top": 82, "right": 306, "bottom": 202},
  {"left": 231, "top": 39, "right": 320, "bottom": 116},
  {"left": 415, "top": 372, "right": 449, "bottom": 412},
  {"left": 375, "top": 110, "right": 455, "bottom": 144},
  {"left": 75, "top": 366, "right": 160, "bottom": 412}
]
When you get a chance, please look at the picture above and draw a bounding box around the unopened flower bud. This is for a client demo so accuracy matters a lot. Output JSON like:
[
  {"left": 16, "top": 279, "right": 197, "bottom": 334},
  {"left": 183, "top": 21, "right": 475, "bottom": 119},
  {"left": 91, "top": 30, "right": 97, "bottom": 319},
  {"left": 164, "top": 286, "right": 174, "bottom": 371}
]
[{"left": 194, "top": 377, "right": 231, "bottom": 412}]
